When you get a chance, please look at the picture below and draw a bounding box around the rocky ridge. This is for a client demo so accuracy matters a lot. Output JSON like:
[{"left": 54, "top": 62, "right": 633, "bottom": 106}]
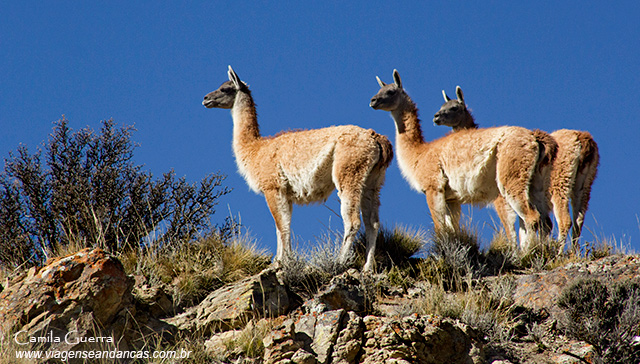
[{"left": 1, "top": 249, "right": 638, "bottom": 363}]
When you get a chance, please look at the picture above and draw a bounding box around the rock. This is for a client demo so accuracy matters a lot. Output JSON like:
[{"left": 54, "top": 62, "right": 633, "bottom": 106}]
[
  {"left": 291, "top": 348, "right": 318, "bottom": 364},
  {"left": 312, "top": 269, "right": 368, "bottom": 314},
  {"left": 553, "top": 341, "right": 596, "bottom": 364},
  {"left": 133, "top": 275, "right": 174, "bottom": 317},
  {"left": 264, "top": 310, "right": 481, "bottom": 364},
  {"left": 0, "top": 248, "right": 178, "bottom": 359},
  {"left": 166, "top": 267, "right": 293, "bottom": 334},
  {"left": 265, "top": 310, "right": 350, "bottom": 364},
  {"left": 513, "top": 255, "right": 640, "bottom": 317},
  {"left": 361, "top": 314, "right": 481, "bottom": 364},
  {"left": 312, "top": 310, "right": 345, "bottom": 364},
  {"left": 0, "top": 248, "right": 134, "bottom": 353},
  {"left": 331, "top": 311, "right": 364, "bottom": 364},
  {"left": 302, "top": 269, "right": 369, "bottom": 315},
  {"left": 205, "top": 329, "right": 243, "bottom": 357},
  {"left": 4, "top": 245, "right": 633, "bottom": 364},
  {"left": 264, "top": 319, "right": 303, "bottom": 364},
  {"left": 293, "top": 312, "right": 318, "bottom": 349}
]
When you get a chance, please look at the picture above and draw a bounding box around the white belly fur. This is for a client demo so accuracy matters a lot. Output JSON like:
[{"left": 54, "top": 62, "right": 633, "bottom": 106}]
[
  {"left": 442, "top": 147, "right": 500, "bottom": 204},
  {"left": 280, "top": 143, "right": 336, "bottom": 204}
]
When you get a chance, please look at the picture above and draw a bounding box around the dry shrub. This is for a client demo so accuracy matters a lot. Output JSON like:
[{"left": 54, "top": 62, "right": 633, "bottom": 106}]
[
  {"left": 557, "top": 278, "right": 640, "bottom": 363},
  {"left": 0, "top": 118, "right": 230, "bottom": 268}
]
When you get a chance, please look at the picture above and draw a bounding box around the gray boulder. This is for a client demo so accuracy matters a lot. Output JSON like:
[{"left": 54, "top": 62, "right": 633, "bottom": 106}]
[{"left": 166, "top": 267, "right": 294, "bottom": 334}]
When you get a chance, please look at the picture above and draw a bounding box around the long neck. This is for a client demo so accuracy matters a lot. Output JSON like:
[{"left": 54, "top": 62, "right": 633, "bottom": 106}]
[
  {"left": 231, "top": 91, "right": 261, "bottom": 146},
  {"left": 453, "top": 110, "right": 478, "bottom": 132},
  {"left": 391, "top": 98, "right": 424, "bottom": 146}
]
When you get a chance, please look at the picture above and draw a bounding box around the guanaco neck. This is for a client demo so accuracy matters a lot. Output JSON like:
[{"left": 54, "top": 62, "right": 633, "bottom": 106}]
[
  {"left": 453, "top": 109, "right": 478, "bottom": 132},
  {"left": 231, "top": 90, "right": 261, "bottom": 148},
  {"left": 391, "top": 97, "right": 425, "bottom": 147}
]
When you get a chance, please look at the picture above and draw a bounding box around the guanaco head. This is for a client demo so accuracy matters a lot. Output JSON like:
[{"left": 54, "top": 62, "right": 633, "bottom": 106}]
[
  {"left": 433, "top": 86, "right": 476, "bottom": 129},
  {"left": 202, "top": 65, "right": 249, "bottom": 109},
  {"left": 370, "top": 69, "right": 407, "bottom": 111}
]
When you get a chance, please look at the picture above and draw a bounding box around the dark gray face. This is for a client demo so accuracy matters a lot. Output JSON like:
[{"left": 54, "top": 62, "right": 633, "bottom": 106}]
[
  {"left": 370, "top": 84, "right": 403, "bottom": 111},
  {"left": 202, "top": 80, "right": 237, "bottom": 109},
  {"left": 370, "top": 70, "right": 407, "bottom": 112},
  {"left": 433, "top": 99, "right": 466, "bottom": 127}
]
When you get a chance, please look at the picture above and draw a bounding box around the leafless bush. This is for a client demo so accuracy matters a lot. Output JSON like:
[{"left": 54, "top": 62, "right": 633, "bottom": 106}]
[
  {"left": 557, "top": 278, "right": 640, "bottom": 363},
  {"left": 0, "top": 118, "right": 230, "bottom": 267}
]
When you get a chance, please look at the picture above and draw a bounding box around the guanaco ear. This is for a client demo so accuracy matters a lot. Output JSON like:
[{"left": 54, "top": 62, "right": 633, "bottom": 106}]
[
  {"left": 456, "top": 86, "right": 465, "bottom": 105},
  {"left": 442, "top": 90, "right": 451, "bottom": 102},
  {"left": 392, "top": 69, "right": 402, "bottom": 89},
  {"left": 228, "top": 65, "right": 241, "bottom": 89},
  {"left": 376, "top": 76, "right": 386, "bottom": 88}
]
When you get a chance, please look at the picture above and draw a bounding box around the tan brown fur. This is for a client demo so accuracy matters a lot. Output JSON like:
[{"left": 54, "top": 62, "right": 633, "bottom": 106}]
[
  {"left": 436, "top": 86, "right": 598, "bottom": 252},
  {"left": 549, "top": 129, "right": 599, "bottom": 252},
  {"left": 436, "top": 87, "right": 557, "bottom": 227},
  {"left": 203, "top": 66, "right": 393, "bottom": 272},
  {"left": 371, "top": 70, "right": 544, "bottom": 250}
]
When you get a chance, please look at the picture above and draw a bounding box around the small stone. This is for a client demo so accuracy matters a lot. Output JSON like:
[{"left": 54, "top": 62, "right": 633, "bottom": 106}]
[{"left": 291, "top": 348, "right": 317, "bottom": 364}]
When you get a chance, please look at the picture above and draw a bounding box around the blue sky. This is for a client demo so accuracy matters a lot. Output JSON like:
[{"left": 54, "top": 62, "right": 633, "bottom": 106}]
[{"left": 2, "top": 2, "right": 639, "bottom": 256}]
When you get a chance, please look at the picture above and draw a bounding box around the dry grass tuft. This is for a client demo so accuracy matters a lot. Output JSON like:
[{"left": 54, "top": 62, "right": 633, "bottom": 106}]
[
  {"left": 221, "top": 319, "right": 276, "bottom": 359},
  {"left": 518, "top": 236, "right": 564, "bottom": 271},
  {"left": 418, "top": 226, "right": 482, "bottom": 291},
  {"left": 122, "top": 230, "right": 271, "bottom": 308},
  {"left": 485, "top": 233, "right": 520, "bottom": 274},
  {"left": 278, "top": 232, "right": 351, "bottom": 298},
  {"left": 351, "top": 224, "right": 428, "bottom": 272}
]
